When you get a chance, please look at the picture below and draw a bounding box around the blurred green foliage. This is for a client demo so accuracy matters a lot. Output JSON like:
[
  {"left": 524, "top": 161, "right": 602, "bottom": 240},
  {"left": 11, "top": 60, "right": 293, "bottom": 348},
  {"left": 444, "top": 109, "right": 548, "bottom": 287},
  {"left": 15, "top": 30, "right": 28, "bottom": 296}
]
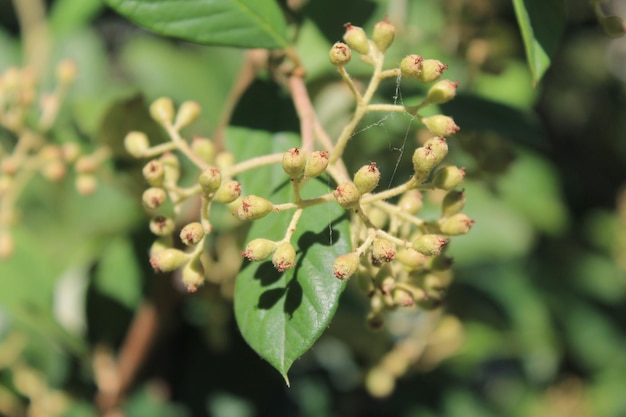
[{"left": 1, "top": 0, "right": 626, "bottom": 416}]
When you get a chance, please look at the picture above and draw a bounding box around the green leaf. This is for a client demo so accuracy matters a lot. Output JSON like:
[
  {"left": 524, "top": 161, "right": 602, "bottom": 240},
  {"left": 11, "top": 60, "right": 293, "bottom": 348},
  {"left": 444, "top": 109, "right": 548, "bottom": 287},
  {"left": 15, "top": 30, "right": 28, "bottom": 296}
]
[
  {"left": 512, "top": 0, "right": 566, "bottom": 85},
  {"left": 230, "top": 128, "right": 351, "bottom": 382},
  {"left": 104, "top": 0, "right": 290, "bottom": 49}
]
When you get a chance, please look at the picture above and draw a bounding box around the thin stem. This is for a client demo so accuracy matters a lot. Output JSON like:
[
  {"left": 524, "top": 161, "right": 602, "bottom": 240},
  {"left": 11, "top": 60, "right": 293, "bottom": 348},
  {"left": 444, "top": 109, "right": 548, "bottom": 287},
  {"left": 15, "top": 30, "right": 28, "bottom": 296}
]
[
  {"left": 289, "top": 75, "right": 315, "bottom": 154},
  {"left": 223, "top": 152, "right": 283, "bottom": 177},
  {"left": 142, "top": 142, "right": 179, "bottom": 158},
  {"left": 12, "top": 0, "right": 49, "bottom": 75},
  {"left": 361, "top": 177, "right": 418, "bottom": 204},
  {"left": 283, "top": 208, "right": 304, "bottom": 242},
  {"left": 373, "top": 200, "right": 424, "bottom": 228},
  {"left": 365, "top": 103, "right": 407, "bottom": 113},
  {"left": 337, "top": 66, "right": 362, "bottom": 102},
  {"left": 163, "top": 123, "right": 209, "bottom": 170}
]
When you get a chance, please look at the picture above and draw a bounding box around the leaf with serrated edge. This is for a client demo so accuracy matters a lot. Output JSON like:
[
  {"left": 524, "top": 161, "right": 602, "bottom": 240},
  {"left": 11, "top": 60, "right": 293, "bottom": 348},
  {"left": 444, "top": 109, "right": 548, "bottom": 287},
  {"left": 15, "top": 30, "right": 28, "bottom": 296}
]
[
  {"left": 105, "top": 0, "right": 289, "bottom": 49},
  {"left": 230, "top": 128, "right": 350, "bottom": 382}
]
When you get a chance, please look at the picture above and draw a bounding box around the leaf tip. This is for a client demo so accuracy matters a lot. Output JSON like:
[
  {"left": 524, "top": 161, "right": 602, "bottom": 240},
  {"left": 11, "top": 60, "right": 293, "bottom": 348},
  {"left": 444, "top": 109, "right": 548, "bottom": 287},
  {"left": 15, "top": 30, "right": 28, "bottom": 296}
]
[{"left": 283, "top": 374, "right": 291, "bottom": 387}]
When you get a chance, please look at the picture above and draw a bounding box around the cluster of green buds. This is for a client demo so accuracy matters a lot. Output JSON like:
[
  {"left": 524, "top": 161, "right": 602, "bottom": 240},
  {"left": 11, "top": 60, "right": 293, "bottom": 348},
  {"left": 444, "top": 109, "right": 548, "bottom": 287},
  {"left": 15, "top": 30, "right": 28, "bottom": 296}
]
[{"left": 0, "top": 61, "right": 111, "bottom": 259}]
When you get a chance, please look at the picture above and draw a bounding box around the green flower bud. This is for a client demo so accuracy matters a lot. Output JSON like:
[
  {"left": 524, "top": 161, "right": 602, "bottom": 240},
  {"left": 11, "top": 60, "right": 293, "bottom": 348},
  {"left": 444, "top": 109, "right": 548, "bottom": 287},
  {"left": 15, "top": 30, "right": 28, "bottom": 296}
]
[
  {"left": 433, "top": 166, "right": 465, "bottom": 190},
  {"left": 182, "top": 257, "right": 205, "bottom": 292},
  {"left": 441, "top": 189, "right": 466, "bottom": 218},
  {"left": 333, "top": 252, "right": 360, "bottom": 280},
  {"left": 371, "top": 237, "right": 396, "bottom": 265},
  {"left": 198, "top": 167, "right": 222, "bottom": 196},
  {"left": 412, "top": 146, "right": 440, "bottom": 176},
  {"left": 234, "top": 195, "right": 274, "bottom": 221},
  {"left": 191, "top": 137, "right": 216, "bottom": 164},
  {"left": 149, "top": 215, "right": 175, "bottom": 236},
  {"left": 422, "top": 115, "right": 460, "bottom": 137},
  {"left": 215, "top": 151, "right": 235, "bottom": 170},
  {"left": 373, "top": 18, "right": 395, "bottom": 52},
  {"left": 396, "top": 248, "right": 427, "bottom": 270},
  {"left": 142, "top": 160, "right": 165, "bottom": 187},
  {"left": 272, "top": 241, "right": 297, "bottom": 272},
  {"left": 150, "top": 97, "right": 174, "bottom": 125},
  {"left": 160, "top": 152, "right": 180, "bottom": 184},
  {"left": 417, "top": 59, "right": 448, "bottom": 83},
  {"left": 242, "top": 238, "right": 278, "bottom": 262},
  {"left": 149, "top": 237, "right": 171, "bottom": 257},
  {"left": 400, "top": 55, "right": 423, "bottom": 79},
  {"left": 142, "top": 187, "right": 167, "bottom": 210},
  {"left": 368, "top": 207, "right": 388, "bottom": 229},
  {"left": 392, "top": 288, "right": 414, "bottom": 307},
  {"left": 214, "top": 180, "right": 241, "bottom": 204},
  {"left": 329, "top": 42, "right": 352, "bottom": 66},
  {"left": 343, "top": 23, "right": 370, "bottom": 55},
  {"left": 354, "top": 162, "right": 380, "bottom": 194},
  {"left": 180, "top": 222, "right": 205, "bottom": 246},
  {"left": 425, "top": 80, "right": 458, "bottom": 104},
  {"left": 398, "top": 190, "right": 423, "bottom": 214},
  {"left": 75, "top": 174, "right": 97, "bottom": 196},
  {"left": 150, "top": 248, "right": 188, "bottom": 273},
  {"left": 334, "top": 182, "right": 361, "bottom": 209},
  {"left": 439, "top": 213, "right": 474, "bottom": 235},
  {"left": 282, "top": 148, "right": 306, "bottom": 178},
  {"left": 124, "top": 131, "right": 150, "bottom": 158},
  {"left": 412, "top": 234, "right": 449, "bottom": 256},
  {"left": 174, "top": 100, "right": 201, "bottom": 129},
  {"left": 304, "top": 150, "right": 329, "bottom": 178}
]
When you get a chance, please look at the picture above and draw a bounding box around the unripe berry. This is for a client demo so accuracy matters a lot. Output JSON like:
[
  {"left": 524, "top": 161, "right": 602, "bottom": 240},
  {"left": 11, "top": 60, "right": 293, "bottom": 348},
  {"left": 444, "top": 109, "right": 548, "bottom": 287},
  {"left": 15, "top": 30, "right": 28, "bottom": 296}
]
[
  {"left": 373, "top": 18, "right": 395, "bottom": 52},
  {"left": 242, "top": 238, "right": 278, "bottom": 262},
  {"left": 439, "top": 213, "right": 474, "bottom": 235},
  {"left": 75, "top": 174, "right": 97, "bottom": 196},
  {"left": 182, "top": 258, "right": 205, "bottom": 292},
  {"left": 396, "top": 248, "right": 427, "bottom": 270},
  {"left": 425, "top": 80, "right": 458, "bottom": 104},
  {"left": 400, "top": 55, "right": 423, "bottom": 79},
  {"left": 149, "top": 248, "right": 188, "bottom": 273},
  {"left": 214, "top": 180, "right": 241, "bottom": 203},
  {"left": 422, "top": 115, "right": 460, "bottom": 137},
  {"left": 191, "top": 137, "right": 216, "bottom": 163},
  {"left": 412, "top": 234, "right": 449, "bottom": 256},
  {"left": 198, "top": 167, "right": 222, "bottom": 196},
  {"left": 329, "top": 42, "right": 352, "bottom": 66},
  {"left": 343, "top": 23, "right": 370, "bottom": 55},
  {"left": 333, "top": 252, "right": 360, "bottom": 280},
  {"left": 441, "top": 189, "right": 466, "bottom": 218},
  {"left": 272, "top": 242, "right": 297, "bottom": 272},
  {"left": 234, "top": 195, "right": 274, "bottom": 221},
  {"left": 433, "top": 166, "right": 465, "bottom": 190},
  {"left": 180, "top": 222, "right": 205, "bottom": 246},
  {"left": 371, "top": 238, "right": 395, "bottom": 265},
  {"left": 215, "top": 151, "right": 235, "bottom": 170},
  {"left": 55, "top": 59, "right": 77, "bottom": 86},
  {"left": 150, "top": 97, "right": 174, "bottom": 125},
  {"left": 398, "top": 190, "right": 423, "bottom": 214},
  {"left": 417, "top": 59, "right": 448, "bottom": 83},
  {"left": 412, "top": 146, "right": 440, "bottom": 176},
  {"left": 124, "top": 131, "right": 149, "bottom": 158},
  {"left": 334, "top": 182, "right": 361, "bottom": 209},
  {"left": 143, "top": 160, "right": 165, "bottom": 187},
  {"left": 304, "top": 150, "right": 329, "bottom": 178},
  {"left": 174, "top": 100, "right": 201, "bottom": 129},
  {"left": 149, "top": 215, "right": 175, "bottom": 236},
  {"left": 353, "top": 162, "right": 380, "bottom": 194},
  {"left": 282, "top": 148, "right": 306, "bottom": 178},
  {"left": 142, "top": 187, "right": 167, "bottom": 210},
  {"left": 160, "top": 152, "right": 180, "bottom": 183}
]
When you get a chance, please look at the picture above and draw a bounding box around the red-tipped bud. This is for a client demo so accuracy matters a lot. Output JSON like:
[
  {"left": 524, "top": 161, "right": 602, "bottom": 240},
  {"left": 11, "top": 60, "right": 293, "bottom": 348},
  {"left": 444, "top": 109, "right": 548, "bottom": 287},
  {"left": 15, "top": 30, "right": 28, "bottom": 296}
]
[
  {"left": 329, "top": 42, "right": 352, "bottom": 66},
  {"left": 182, "top": 258, "right": 205, "bottom": 292},
  {"left": 142, "top": 160, "right": 165, "bottom": 187},
  {"left": 417, "top": 59, "right": 448, "bottom": 83},
  {"left": 282, "top": 148, "right": 306, "bottom": 178},
  {"left": 234, "top": 195, "right": 274, "bottom": 221},
  {"left": 439, "top": 213, "right": 474, "bottom": 235},
  {"left": 392, "top": 288, "right": 415, "bottom": 307},
  {"left": 334, "top": 182, "right": 361, "bottom": 209},
  {"left": 198, "top": 167, "right": 222, "bottom": 196},
  {"left": 371, "top": 238, "right": 396, "bottom": 265},
  {"left": 180, "top": 222, "right": 205, "bottom": 246},
  {"left": 242, "top": 238, "right": 278, "bottom": 262},
  {"left": 272, "top": 242, "right": 296, "bottom": 272},
  {"left": 124, "top": 131, "right": 149, "bottom": 158},
  {"left": 422, "top": 115, "right": 459, "bottom": 137},
  {"left": 433, "top": 166, "right": 465, "bottom": 190},
  {"left": 398, "top": 190, "right": 423, "bottom": 214},
  {"left": 214, "top": 180, "right": 241, "bottom": 203},
  {"left": 304, "top": 151, "right": 329, "bottom": 178},
  {"left": 149, "top": 215, "right": 175, "bottom": 236},
  {"left": 425, "top": 80, "right": 458, "bottom": 104},
  {"left": 174, "top": 100, "right": 201, "bottom": 129},
  {"left": 343, "top": 23, "right": 370, "bottom": 55},
  {"left": 333, "top": 252, "right": 360, "bottom": 280},
  {"left": 441, "top": 189, "right": 466, "bottom": 218},
  {"left": 373, "top": 18, "right": 395, "bottom": 52},
  {"left": 354, "top": 162, "right": 380, "bottom": 194},
  {"left": 412, "top": 234, "right": 449, "bottom": 256},
  {"left": 191, "top": 137, "right": 216, "bottom": 163},
  {"left": 150, "top": 248, "right": 188, "bottom": 273},
  {"left": 150, "top": 97, "right": 174, "bottom": 125},
  {"left": 142, "top": 187, "right": 167, "bottom": 210},
  {"left": 400, "top": 55, "right": 423, "bottom": 79}
]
